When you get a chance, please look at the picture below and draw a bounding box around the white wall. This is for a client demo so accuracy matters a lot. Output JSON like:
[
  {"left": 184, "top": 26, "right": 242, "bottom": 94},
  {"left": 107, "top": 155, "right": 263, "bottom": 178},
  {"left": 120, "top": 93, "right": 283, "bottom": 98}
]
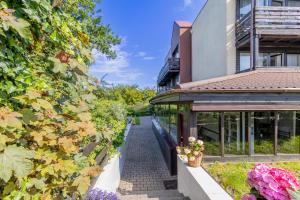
[
  {"left": 90, "top": 123, "right": 132, "bottom": 193},
  {"left": 192, "top": 0, "right": 236, "bottom": 81},
  {"left": 177, "top": 157, "right": 233, "bottom": 200}
]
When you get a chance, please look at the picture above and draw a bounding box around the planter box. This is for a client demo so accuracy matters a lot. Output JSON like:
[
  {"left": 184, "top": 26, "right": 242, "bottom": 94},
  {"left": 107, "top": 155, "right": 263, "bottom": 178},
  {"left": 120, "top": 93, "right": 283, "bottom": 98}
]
[
  {"left": 177, "top": 156, "right": 233, "bottom": 200},
  {"left": 90, "top": 122, "right": 132, "bottom": 193}
]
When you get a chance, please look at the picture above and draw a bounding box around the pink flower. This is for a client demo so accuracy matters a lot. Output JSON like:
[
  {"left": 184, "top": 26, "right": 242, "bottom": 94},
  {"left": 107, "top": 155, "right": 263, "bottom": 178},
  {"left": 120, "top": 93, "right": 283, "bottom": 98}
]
[
  {"left": 247, "top": 164, "right": 300, "bottom": 200},
  {"left": 242, "top": 194, "right": 257, "bottom": 200}
]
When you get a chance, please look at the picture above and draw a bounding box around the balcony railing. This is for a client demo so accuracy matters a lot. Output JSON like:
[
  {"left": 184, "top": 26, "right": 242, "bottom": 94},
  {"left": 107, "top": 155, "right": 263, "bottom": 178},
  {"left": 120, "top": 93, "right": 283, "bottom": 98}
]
[
  {"left": 255, "top": 6, "right": 300, "bottom": 35},
  {"left": 236, "top": 12, "right": 251, "bottom": 42},
  {"left": 157, "top": 57, "right": 180, "bottom": 86},
  {"left": 236, "top": 6, "right": 300, "bottom": 44}
]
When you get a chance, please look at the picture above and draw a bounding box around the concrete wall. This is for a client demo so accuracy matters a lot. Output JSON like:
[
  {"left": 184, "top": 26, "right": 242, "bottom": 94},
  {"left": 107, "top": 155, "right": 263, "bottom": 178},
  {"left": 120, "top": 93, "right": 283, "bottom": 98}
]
[
  {"left": 177, "top": 157, "right": 233, "bottom": 200},
  {"left": 192, "top": 0, "right": 236, "bottom": 81},
  {"left": 91, "top": 123, "right": 132, "bottom": 193}
]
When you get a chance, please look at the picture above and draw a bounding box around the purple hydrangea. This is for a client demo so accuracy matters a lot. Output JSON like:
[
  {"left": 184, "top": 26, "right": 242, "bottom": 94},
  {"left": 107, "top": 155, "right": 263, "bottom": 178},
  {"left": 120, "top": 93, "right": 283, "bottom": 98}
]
[{"left": 85, "top": 188, "right": 118, "bottom": 200}]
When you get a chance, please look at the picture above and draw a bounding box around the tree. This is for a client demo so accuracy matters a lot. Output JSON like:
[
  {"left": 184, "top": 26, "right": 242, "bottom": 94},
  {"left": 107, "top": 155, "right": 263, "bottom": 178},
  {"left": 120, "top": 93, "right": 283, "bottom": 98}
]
[{"left": 0, "top": 0, "right": 120, "bottom": 198}]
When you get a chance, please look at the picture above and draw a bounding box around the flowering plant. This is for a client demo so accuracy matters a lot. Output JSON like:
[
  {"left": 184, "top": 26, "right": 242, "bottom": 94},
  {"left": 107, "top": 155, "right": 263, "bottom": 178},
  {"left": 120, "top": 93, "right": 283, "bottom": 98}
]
[
  {"left": 176, "top": 136, "right": 204, "bottom": 163},
  {"left": 85, "top": 188, "right": 119, "bottom": 200},
  {"left": 242, "top": 164, "right": 300, "bottom": 200}
]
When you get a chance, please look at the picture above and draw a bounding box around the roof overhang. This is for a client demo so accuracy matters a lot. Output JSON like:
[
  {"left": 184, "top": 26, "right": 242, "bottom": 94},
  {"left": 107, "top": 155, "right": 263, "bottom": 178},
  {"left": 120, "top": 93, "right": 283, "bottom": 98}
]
[{"left": 150, "top": 90, "right": 300, "bottom": 111}]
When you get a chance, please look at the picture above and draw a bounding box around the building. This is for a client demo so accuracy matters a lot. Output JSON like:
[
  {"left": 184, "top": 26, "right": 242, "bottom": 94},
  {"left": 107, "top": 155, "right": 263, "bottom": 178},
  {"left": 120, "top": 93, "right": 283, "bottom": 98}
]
[
  {"left": 151, "top": 0, "right": 300, "bottom": 175},
  {"left": 157, "top": 21, "right": 192, "bottom": 93}
]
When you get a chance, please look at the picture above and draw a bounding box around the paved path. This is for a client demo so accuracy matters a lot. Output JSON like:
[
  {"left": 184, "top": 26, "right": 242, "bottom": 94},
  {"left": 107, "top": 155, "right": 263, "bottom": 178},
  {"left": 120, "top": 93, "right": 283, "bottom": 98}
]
[{"left": 118, "top": 117, "right": 187, "bottom": 200}]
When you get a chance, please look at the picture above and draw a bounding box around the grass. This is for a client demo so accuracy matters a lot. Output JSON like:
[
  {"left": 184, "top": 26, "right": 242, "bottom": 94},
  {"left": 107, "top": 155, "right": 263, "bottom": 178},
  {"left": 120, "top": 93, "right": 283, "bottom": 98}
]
[{"left": 203, "top": 161, "right": 300, "bottom": 200}]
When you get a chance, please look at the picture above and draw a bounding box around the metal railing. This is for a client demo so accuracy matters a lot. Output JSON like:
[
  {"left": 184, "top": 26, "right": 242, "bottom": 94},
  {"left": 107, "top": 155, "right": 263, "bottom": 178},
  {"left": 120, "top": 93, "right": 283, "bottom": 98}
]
[
  {"left": 236, "top": 12, "right": 251, "bottom": 42},
  {"left": 157, "top": 57, "right": 180, "bottom": 85}
]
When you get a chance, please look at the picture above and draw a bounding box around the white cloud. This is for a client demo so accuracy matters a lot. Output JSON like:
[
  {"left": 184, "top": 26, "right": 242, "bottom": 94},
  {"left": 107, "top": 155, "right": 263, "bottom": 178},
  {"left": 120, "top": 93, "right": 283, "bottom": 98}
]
[
  {"left": 90, "top": 43, "right": 142, "bottom": 85},
  {"left": 143, "top": 56, "right": 156, "bottom": 60},
  {"left": 136, "top": 51, "right": 147, "bottom": 57},
  {"left": 135, "top": 51, "right": 157, "bottom": 61},
  {"left": 184, "top": 0, "right": 193, "bottom": 6}
]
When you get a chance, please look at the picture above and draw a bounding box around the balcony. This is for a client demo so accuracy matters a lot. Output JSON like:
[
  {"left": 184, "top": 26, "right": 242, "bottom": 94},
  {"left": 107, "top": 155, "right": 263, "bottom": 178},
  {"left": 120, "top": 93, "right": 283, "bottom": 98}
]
[
  {"left": 236, "top": 6, "right": 300, "bottom": 47},
  {"left": 157, "top": 58, "right": 180, "bottom": 86}
]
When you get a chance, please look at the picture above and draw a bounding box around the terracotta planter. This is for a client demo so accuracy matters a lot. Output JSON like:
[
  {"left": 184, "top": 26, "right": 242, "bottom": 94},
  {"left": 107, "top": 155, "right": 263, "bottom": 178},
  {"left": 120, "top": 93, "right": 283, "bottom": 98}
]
[{"left": 188, "top": 153, "right": 203, "bottom": 168}]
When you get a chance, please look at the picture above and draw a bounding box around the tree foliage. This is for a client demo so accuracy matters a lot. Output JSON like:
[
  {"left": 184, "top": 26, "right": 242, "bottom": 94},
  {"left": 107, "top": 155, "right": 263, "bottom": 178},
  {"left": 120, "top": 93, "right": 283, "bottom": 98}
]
[
  {"left": 95, "top": 85, "right": 156, "bottom": 106},
  {"left": 0, "top": 0, "right": 120, "bottom": 198}
]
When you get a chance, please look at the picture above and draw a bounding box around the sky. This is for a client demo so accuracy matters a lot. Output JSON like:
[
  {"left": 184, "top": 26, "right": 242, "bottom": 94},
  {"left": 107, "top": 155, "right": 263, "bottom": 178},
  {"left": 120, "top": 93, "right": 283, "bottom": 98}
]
[{"left": 90, "top": 0, "right": 207, "bottom": 88}]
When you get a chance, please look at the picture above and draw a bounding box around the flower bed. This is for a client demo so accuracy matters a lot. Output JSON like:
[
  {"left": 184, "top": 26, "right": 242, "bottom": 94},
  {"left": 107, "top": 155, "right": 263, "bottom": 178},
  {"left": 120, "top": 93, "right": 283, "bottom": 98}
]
[{"left": 204, "top": 162, "right": 300, "bottom": 200}]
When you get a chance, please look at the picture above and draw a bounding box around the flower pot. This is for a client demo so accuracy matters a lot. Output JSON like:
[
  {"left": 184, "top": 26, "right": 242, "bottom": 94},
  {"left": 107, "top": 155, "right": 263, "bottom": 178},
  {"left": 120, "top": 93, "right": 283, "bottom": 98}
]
[{"left": 188, "top": 153, "right": 203, "bottom": 168}]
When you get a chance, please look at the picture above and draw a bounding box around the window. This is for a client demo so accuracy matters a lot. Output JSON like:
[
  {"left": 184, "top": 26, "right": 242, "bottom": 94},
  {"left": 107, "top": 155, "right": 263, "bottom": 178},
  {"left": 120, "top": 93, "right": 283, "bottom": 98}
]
[
  {"left": 270, "top": 53, "right": 283, "bottom": 66},
  {"left": 257, "top": 0, "right": 270, "bottom": 6},
  {"left": 197, "top": 112, "right": 220, "bottom": 156},
  {"left": 258, "top": 53, "right": 283, "bottom": 67},
  {"left": 272, "top": 0, "right": 284, "bottom": 6},
  {"left": 239, "top": 0, "right": 251, "bottom": 18},
  {"left": 287, "top": 54, "right": 300, "bottom": 67},
  {"left": 288, "top": 0, "right": 300, "bottom": 7},
  {"left": 278, "top": 112, "right": 300, "bottom": 154},
  {"left": 252, "top": 112, "right": 275, "bottom": 154},
  {"left": 224, "top": 112, "right": 248, "bottom": 155},
  {"left": 240, "top": 53, "right": 250, "bottom": 71}
]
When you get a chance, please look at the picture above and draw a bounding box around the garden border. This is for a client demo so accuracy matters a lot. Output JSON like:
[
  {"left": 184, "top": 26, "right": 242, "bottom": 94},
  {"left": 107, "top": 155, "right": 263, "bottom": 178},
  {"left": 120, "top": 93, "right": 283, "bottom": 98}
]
[{"left": 177, "top": 156, "right": 233, "bottom": 200}]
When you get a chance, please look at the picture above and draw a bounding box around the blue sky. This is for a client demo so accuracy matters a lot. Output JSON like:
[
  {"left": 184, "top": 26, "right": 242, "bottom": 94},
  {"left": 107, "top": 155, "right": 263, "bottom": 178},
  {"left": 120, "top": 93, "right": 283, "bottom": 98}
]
[{"left": 90, "top": 0, "right": 206, "bottom": 88}]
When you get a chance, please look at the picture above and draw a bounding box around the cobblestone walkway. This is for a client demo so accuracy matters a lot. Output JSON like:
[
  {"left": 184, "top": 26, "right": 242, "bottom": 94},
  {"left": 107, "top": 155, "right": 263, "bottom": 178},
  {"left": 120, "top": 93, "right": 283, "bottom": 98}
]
[{"left": 118, "top": 117, "right": 187, "bottom": 200}]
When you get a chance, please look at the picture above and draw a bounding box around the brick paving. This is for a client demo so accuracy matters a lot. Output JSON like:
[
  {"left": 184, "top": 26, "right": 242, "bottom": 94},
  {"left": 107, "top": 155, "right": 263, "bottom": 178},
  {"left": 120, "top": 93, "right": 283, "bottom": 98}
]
[{"left": 118, "top": 117, "right": 186, "bottom": 200}]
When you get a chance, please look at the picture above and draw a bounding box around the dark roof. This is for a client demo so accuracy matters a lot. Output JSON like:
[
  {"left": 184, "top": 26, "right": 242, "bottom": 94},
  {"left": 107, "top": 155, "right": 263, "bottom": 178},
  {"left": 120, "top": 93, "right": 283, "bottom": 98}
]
[{"left": 176, "top": 68, "right": 300, "bottom": 92}]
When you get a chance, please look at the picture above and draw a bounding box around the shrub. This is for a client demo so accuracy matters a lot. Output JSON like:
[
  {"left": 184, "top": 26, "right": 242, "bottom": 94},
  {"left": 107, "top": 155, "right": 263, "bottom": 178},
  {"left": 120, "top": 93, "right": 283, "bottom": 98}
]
[{"left": 243, "top": 164, "right": 300, "bottom": 200}]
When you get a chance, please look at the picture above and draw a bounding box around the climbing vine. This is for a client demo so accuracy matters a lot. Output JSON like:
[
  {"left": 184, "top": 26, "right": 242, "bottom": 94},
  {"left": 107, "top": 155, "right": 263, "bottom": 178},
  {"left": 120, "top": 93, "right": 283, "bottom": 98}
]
[{"left": 0, "top": 0, "right": 120, "bottom": 199}]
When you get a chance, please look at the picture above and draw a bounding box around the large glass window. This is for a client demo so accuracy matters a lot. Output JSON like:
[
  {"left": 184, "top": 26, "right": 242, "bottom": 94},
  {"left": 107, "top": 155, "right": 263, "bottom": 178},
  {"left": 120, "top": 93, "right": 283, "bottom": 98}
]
[
  {"left": 169, "top": 105, "right": 178, "bottom": 143},
  {"left": 224, "top": 112, "right": 249, "bottom": 155},
  {"left": 278, "top": 111, "right": 300, "bottom": 154},
  {"left": 239, "top": 0, "right": 251, "bottom": 18},
  {"left": 270, "top": 53, "right": 283, "bottom": 66},
  {"left": 258, "top": 53, "right": 283, "bottom": 67},
  {"left": 240, "top": 53, "right": 250, "bottom": 71},
  {"left": 252, "top": 112, "right": 275, "bottom": 154},
  {"left": 287, "top": 54, "right": 300, "bottom": 67},
  {"left": 197, "top": 112, "right": 220, "bottom": 156}
]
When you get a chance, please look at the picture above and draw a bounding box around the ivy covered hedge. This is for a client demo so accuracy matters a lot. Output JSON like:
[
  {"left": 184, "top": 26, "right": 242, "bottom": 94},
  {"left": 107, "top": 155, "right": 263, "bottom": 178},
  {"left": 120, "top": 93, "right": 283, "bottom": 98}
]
[{"left": 0, "top": 0, "right": 123, "bottom": 198}]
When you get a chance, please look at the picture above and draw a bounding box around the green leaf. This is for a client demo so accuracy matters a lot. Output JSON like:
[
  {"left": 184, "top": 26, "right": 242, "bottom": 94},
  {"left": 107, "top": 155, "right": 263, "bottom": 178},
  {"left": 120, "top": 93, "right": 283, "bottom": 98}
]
[
  {"left": 49, "top": 57, "right": 68, "bottom": 74},
  {"left": 0, "top": 134, "right": 10, "bottom": 151},
  {"left": 69, "top": 58, "right": 88, "bottom": 75},
  {"left": 0, "top": 145, "right": 35, "bottom": 182},
  {"left": 30, "top": 178, "right": 46, "bottom": 191},
  {"left": 2, "top": 15, "right": 32, "bottom": 41},
  {"left": 22, "top": 109, "right": 37, "bottom": 124},
  {"left": 32, "top": 99, "right": 52, "bottom": 110}
]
